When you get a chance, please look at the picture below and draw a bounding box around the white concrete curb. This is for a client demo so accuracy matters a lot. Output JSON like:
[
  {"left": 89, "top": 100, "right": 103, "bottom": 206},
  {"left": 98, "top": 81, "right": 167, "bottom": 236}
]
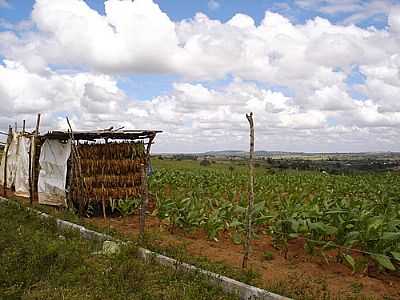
[
  {"left": 137, "top": 247, "right": 290, "bottom": 300},
  {"left": 0, "top": 196, "right": 291, "bottom": 300}
]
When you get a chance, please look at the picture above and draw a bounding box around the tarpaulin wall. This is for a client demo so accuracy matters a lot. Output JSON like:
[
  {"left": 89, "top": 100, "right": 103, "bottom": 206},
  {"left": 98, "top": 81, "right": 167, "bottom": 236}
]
[
  {"left": 0, "top": 134, "right": 31, "bottom": 197},
  {"left": 38, "top": 139, "right": 71, "bottom": 207},
  {"left": 15, "top": 136, "right": 31, "bottom": 197}
]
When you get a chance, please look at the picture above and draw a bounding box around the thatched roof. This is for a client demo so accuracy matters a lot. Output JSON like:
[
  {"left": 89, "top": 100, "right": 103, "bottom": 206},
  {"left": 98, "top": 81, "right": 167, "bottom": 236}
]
[{"left": 40, "top": 129, "right": 162, "bottom": 141}]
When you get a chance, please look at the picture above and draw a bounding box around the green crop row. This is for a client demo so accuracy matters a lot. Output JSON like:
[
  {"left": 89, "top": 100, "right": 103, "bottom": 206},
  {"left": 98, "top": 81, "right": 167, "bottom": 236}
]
[{"left": 149, "top": 166, "right": 400, "bottom": 273}]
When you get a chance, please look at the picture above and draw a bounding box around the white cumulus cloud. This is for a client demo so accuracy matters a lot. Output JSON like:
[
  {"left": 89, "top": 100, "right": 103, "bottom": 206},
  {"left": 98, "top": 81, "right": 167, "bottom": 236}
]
[{"left": 1, "top": 0, "right": 400, "bottom": 151}]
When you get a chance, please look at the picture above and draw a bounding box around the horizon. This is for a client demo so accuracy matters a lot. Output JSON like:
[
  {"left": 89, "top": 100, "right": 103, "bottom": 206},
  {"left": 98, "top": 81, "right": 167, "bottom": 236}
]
[
  {"left": 1, "top": 0, "right": 400, "bottom": 152},
  {"left": 153, "top": 149, "right": 400, "bottom": 155}
]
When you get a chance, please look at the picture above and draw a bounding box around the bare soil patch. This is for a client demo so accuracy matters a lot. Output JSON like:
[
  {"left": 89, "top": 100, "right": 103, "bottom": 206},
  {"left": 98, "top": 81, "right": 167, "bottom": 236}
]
[{"left": 87, "top": 213, "right": 400, "bottom": 300}]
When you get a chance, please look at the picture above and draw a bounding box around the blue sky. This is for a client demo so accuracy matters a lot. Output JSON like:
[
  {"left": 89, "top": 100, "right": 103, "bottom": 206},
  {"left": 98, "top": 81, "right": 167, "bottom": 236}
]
[
  {"left": 1, "top": 0, "right": 393, "bottom": 25},
  {"left": 2, "top": 0, "right": 292, "bottom": 23}
]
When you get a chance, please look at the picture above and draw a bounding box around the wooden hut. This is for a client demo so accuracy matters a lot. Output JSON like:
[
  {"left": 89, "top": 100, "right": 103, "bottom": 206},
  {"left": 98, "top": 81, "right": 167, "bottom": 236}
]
[
  {"left": 1, "top": 122, "right": 161, "bottom": 216},
  {"left": 39, "top": 129, "right": 161, "bottom": 214}
]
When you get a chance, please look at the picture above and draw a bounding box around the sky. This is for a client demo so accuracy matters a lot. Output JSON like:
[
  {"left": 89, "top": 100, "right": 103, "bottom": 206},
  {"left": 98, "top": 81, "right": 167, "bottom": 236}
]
[{"left": 0, "top": 0, "right": 400, "bottom": 153}]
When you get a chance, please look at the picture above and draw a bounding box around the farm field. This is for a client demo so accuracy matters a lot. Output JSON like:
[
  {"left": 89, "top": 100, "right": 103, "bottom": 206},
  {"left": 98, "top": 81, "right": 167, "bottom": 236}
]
[
  {"left": 150, "top": 158, "right": 400, "bottom": 268},
  {"left": 0, "top": 201, "right": 238, "bottom": 300},
  {"left": 143, "top": 158, "right": 400, "bottom": 299}
]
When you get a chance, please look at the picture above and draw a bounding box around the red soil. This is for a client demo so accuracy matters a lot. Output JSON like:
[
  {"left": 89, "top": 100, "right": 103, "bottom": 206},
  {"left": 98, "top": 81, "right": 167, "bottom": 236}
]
[{"left": 86, "top": 213, "right": 400, "bottom": 300}]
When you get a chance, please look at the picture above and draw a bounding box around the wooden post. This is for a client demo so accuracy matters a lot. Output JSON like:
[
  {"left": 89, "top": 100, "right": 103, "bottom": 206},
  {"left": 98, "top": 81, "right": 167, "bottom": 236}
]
[
  {"left": 66, "top": 133, "right": 74, "bottom": 209},
  {"left": 102, "top": 198, "right": 107, "bottom": 221},
  {"left": 28, "top": 137, "right": 32, "bottom": 202},
  {"left": 101, "top": 184, "right": 107, "bottom": 221},
  {"left": 22, "top": 120, "right": 25, "bottom": 134},
  {"left": 30, "top": 113, "right": 41, "bottom": 204},
  {"left": 3, "top": 126, "right": 12, "bottom": 196},
  {"left": 66, "top": 117, "right": 87, "bottom": 215},
  {"left": 242, "top": 112, "right": 255, "bottom": 269},
  {"left": 139, "top": 163, "right": 149, "bottom": 240},
  {"left": 138, "top": 134, "right": 155, "bottom": 240},
  {"left": 146, "top": 134, "right": 155, "bottom": 156}
]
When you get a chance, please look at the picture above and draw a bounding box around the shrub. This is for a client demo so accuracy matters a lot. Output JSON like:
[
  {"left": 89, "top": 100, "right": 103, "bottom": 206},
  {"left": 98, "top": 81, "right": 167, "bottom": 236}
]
[{"left": 200, "top": 159, "right": 211, "bottom": 167}]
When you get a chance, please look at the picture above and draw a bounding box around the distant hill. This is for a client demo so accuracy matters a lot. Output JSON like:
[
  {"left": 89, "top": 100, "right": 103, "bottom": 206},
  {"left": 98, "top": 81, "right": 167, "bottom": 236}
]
[
  {"left": 204, "top": 150, "right": 246, "bottom": 156},
  {"left": 203, "top": 150, "right": 306, "bottom": 157},
  {"left": 156, "top": 150, "right": 400, "bottom": 160}
]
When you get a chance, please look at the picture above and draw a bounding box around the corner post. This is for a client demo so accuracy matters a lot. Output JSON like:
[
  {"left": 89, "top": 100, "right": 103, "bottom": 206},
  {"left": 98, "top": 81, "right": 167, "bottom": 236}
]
[
  {"left": 30, "top": 113, "right": 41, "bottom": 204},
  {"left": 3, "top": 125, "right": 12, "bottom": 196}
]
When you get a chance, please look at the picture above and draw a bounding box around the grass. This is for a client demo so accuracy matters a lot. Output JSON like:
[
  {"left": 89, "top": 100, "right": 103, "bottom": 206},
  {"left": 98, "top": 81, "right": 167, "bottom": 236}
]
[
  {"left": 8, "top": 197, "right": 262, "bottom": 288},
  {"left": 7, "top": 197, "right": 261, "bottom": 285},
  {"left": 0, "top": 201, "right": 239, "bottom": 300}
]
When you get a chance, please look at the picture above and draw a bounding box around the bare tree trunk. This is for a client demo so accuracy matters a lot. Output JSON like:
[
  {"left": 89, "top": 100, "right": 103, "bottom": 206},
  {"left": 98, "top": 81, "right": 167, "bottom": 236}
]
[
  {"left": 242, "top": 112, "right": 255, "bottom": 269},
  {"left": 139, "top": 163, "right": 149, "bottom": 241}
]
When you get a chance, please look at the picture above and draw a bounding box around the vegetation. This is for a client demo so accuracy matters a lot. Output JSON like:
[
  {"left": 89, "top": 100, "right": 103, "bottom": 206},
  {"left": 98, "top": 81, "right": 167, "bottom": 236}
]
[
  {"left": 150, "top": 158, "right": 400, "bottom": 273},
  {"left": 0, "top": 202, "right": 239, "bottom": 300},
  {"left": 2, "top": 154, "right": 399, "bottom": 299}
]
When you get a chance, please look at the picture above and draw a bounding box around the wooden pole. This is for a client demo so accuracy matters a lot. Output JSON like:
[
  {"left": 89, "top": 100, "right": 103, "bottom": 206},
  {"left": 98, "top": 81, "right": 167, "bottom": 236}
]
[
  {"left": 146, "top": 134, "right": 155, "bottom": 156},
  {"left": 3, "top": 126, "right": 12, "bottom": 196},
  {"left": 139, "top": 134, "right": 155, "bottom": 240},
  {"left": 22, "top": 120, "right": 26, "bottom": 134},
  {"left": 101, "top": 184, "right": 107, "bottom": 221},
  {"left": 242, "top": 112, "right": 255, "bottom": 269},
  {"left": 67, "top": 118, "right": 79, "bottom": 209},
  {"left": 28, "top": 137, "right": 32, "bottom": 202},
  {"left": 30, "top": 113, "right": 41, "bottom": 204},
  {"left": 34, "top": 114, "right": 41, "bottom": 134},
  {"left": 66, "top": 117, "right": 87, "bottom": 214},
  {"left": 139, "top": 163, "right": 149, "bottom": 241},
  {"left": 66, "top": 148, "right": 74, "bottom": 209}
]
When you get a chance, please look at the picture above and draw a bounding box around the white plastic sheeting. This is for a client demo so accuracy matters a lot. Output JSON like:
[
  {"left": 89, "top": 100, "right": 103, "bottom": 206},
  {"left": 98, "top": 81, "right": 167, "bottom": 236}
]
[
  {"left": 0, "top": 145, "right": 6, "bottom": 186},
  {"left": 0, "top": 133, "right": 19, "bottom": 190},
  {"left": 38, "top": 139, "right": 71, "bottom": 207},
  {"left": 15, "top": 136, "right": 31, "bottom": 197}
]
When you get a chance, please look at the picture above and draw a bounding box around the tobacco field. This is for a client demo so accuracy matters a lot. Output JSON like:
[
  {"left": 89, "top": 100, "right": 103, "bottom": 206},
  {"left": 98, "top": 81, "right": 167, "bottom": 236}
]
[{"left": 149, "top": 159, "right": 400, "bottom": 273}]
